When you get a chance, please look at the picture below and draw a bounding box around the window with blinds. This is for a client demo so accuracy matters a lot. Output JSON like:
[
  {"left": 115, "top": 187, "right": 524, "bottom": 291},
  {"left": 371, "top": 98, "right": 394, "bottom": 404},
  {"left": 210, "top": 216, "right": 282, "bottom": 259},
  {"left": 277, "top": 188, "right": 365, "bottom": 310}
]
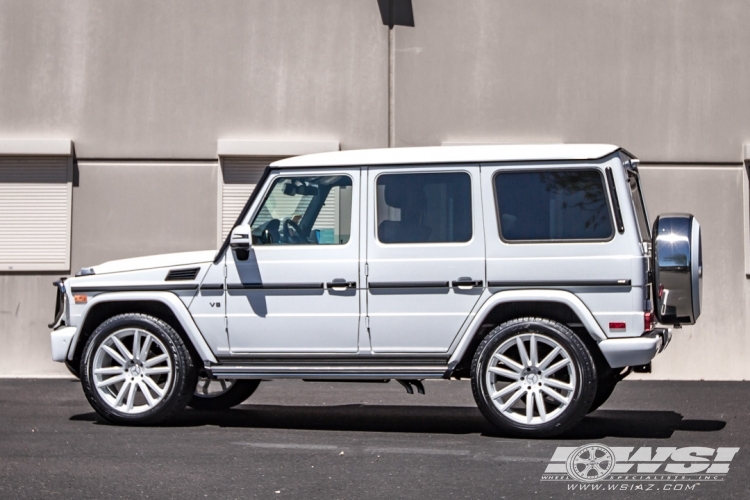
[{"left": 0, "top": 156, "right": 72, "bottom": 271}]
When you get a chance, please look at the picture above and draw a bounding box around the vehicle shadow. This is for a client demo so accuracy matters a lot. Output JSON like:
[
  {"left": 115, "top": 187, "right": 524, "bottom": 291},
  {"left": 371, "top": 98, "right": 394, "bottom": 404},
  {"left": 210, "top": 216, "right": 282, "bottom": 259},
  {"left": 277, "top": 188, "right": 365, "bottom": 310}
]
[{"left": 71, "top": 405, "right": 725, "bottom": 439}]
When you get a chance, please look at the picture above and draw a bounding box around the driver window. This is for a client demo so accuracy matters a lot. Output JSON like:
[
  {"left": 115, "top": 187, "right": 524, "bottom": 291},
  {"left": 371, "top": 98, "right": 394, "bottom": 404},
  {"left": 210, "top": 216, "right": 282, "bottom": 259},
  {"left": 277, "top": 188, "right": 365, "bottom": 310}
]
[{"left": 250, "top": 175, "right": 353, "bottom": 245}]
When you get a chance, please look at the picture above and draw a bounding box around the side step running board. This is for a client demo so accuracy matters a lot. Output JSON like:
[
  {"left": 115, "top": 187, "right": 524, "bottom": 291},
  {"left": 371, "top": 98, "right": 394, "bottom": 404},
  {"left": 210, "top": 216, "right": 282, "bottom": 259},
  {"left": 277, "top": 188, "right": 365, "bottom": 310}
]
[{"left": 207, "top": 365, "right": 446, "bottom": 380}]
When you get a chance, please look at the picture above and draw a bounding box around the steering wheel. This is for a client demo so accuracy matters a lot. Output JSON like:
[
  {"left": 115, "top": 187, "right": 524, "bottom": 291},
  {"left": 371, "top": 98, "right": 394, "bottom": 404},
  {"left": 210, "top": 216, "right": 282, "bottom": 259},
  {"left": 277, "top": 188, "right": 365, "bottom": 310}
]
[{"left": 282, "top": 218, "right": 306, "bottom": 244}]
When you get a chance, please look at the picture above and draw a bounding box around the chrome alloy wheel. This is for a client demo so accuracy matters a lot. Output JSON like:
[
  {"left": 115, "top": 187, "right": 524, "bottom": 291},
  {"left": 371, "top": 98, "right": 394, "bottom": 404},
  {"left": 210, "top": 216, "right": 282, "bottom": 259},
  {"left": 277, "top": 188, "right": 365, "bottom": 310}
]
[
  {"left": 485, "top": 333, "right": 576, "bottom": 425},
  {"left": 92, "top": 328, "right": 173, "bottom": 414},
  {"left": 195, "top": 377, "right": 236, "bottom": 397}
]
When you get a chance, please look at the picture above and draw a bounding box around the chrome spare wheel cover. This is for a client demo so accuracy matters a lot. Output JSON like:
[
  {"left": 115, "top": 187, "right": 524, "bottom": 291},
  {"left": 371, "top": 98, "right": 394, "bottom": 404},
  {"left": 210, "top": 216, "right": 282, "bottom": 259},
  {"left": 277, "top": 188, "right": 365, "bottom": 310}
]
[
  {"left": 92, "top": 328, "right": 173, "bottom": 415},
  {"left": 485, "top": 333, "right": 577, "bottom": 425},
  {"left": 195, "top": 377, "right": 236, "bottom": 398}
]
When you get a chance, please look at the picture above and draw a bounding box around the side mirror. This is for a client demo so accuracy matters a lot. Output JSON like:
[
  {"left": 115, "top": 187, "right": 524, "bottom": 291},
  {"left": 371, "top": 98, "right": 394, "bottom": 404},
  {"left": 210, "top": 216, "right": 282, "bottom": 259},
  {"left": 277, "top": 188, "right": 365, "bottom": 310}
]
[{"left": 230, "top": 224, "right": 251, "bottom": 250}]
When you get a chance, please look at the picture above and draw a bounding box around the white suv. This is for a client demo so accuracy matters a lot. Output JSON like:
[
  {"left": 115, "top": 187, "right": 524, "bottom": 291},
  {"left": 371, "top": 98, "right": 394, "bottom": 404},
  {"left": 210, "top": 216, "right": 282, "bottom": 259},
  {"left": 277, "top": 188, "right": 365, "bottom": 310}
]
[{"left": 49, "top": 144, "right": 702, "bottom": 437}]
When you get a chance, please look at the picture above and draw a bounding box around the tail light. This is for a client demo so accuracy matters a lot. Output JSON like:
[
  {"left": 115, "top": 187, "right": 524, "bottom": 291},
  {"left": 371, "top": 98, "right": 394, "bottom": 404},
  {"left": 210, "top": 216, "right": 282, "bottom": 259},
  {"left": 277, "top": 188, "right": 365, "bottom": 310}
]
[{"left": 644, "top": 312, "right": 655, "bottom": 331}]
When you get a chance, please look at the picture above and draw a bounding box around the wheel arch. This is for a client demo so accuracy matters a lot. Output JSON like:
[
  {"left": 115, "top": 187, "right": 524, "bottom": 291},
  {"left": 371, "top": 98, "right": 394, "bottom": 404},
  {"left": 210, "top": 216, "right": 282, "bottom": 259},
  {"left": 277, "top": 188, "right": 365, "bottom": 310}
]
[
  {"left": 67, "top": 292, "right": 217, "bottom": 377},
  {"left": 447, "top": 290, "right": 607, "bottom": 378}
]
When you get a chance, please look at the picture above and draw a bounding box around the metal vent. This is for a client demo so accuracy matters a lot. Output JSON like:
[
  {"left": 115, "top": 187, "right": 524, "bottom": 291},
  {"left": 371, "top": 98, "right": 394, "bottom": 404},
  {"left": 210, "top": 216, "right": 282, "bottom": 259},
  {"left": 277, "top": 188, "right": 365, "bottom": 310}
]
[{"left": 165, "top": 267, "right": 200, "bottom": 281}]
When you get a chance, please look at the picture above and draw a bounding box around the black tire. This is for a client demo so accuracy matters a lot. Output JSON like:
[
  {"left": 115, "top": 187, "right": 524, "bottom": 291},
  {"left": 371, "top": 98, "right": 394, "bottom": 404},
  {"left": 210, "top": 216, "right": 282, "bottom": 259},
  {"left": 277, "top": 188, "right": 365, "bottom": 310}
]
[
  {"left": 80, "top": 313, "right": 197, "bottom": 425},
  {"left": 588, "top": 376, "right": 618, "bottom": 413},
  {"left": 471, "top": 317, "right": 597, "bottom": 438},
  {"left": 188, "top": 379, "right": 261, "bottom": 411}
]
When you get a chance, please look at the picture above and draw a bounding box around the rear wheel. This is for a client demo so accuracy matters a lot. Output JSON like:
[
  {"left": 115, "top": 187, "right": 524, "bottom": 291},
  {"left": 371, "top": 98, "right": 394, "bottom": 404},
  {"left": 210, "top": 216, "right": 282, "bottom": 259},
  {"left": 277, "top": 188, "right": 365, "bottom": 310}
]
[
  {"left": 471, "top": 317, "right": 597, "bottom": 438},
  {"left": 80, "top": 313, "right": 197, "bottom": 425},
  {"left": 188, "top": 378, "right": 260, "bottom": 411},
  {"left": 588, "top": 367, "right": 630, "bottom": 413}
]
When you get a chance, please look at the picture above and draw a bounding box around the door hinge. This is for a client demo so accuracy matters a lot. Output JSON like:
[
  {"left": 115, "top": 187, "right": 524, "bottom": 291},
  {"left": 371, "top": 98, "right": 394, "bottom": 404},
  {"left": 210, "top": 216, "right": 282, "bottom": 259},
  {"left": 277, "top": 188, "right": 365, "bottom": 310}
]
[
  {"left": 224, "top": 317, "right": 228, "bottom": 333},
  {"left": 365, "top": 316, "right": 370, "bottom": 329},
  {"left": 364, "top": 263, "right": 369, "bottom": 276},
  {"left": 223, "top": 265, "right": 227, "bottom": 278}
]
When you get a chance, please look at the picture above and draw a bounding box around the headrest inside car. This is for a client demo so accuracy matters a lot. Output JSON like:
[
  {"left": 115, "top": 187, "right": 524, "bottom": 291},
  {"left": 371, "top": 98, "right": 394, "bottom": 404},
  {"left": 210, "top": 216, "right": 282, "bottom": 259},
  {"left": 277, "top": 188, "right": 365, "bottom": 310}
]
[{"left": 382, "top": 177, "right": 426, "bottom": 210}]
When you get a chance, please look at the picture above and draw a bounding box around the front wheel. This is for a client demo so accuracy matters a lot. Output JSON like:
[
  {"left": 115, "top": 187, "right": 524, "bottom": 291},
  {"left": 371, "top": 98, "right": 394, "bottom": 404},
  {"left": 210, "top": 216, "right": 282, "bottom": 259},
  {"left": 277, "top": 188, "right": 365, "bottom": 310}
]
[
  {"left": 80, "top": 313, "right": 197, "bottom": 425},
  {"left": 471, "top": 317, "right": 597, "bottom": 438},
  {"left": 188, "top": 378, "right": 260, "bottom": 411}
]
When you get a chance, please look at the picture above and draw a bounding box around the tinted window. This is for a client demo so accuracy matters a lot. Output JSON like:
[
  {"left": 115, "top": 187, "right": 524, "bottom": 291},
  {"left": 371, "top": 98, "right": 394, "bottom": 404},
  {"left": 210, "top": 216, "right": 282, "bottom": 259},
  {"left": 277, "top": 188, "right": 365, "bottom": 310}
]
[
  {"left": 495, "top": 170, "right": 613, "bottom": 241},
  {"left": 376, "top": 172, "right": 472, "bottom": 244},
  {"left": 251, "top": 175, "right": 352, "bottom": 245}
]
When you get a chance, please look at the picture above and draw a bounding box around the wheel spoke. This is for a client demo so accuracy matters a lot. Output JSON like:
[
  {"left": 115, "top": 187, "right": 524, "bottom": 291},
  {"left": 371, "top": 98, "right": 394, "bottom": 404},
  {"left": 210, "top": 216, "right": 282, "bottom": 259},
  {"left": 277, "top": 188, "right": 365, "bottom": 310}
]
[
  {"left": 138, "top": 380, "right": 156, "bottom": 407},
  {"left": 534, "top": 390, "right": 547, "bottom": 422},
  {"left": 492, "top": 381, "right": 522, "bottom": 400},
  {"left": 541, "top": 385, "right": 568, "bottom": 405},
  {"left": 488, "top": 366, "right": 520, "bottom": 380},
  {"left": 113, "top": 380, "right": 130, "bottom": 407},
  {"left": 94, "top": 366, "right": 124, "bottom": 375},
  {"left": 525, "top": 390, "right": 534, "bottom": 423},
  {"left": 516, "top": 337, "right": 530, "bottom": 367},
  {"left": 142, "top": 375, "right": 165, "bottom": 397},
  {"left": 95, "top": 373, "right": 126, "bottom": 388},
  {"left": 139, "top": 335, "right": 153, "bottom": 362},
  {"left": 101, "top": 345, "right": 127, "bottom": 366},
  {"left": 493, "top": 353, "right": 523, "bottom": 373},
  {"left": 132, "top": 331, "right": 141, "bottom": 362},
  {"left": 126, "top": 379, "right": 138, "bottom": 411},
  {"left": 544, "top": 378, "right": 574, "bottom": 392},
  {"left": 500, "top": 387, "right": 526, "bottom": 411},
  {"left": 198, "top": 378, "right": 210, "bottom": 395},
  {"left": 537, "top": 346, "right": 561, "bottom": 371},
  {"left": 529, "top": 334, "right": 538, "bottom": 367},
  {"left": 143, "top": 366, "right": 170, "bottom": 376},
  {"left": 542, "top": 358, "right": 570, "bottom": 377},
  {"left": 112, "top": 336, "right": 133, "bottom": 361},
  {"left": 219, "top": 379, "right": 227, "bottom": 391},
  {"left": 144, "top": 353, "right": 168, "bottom": 368}
]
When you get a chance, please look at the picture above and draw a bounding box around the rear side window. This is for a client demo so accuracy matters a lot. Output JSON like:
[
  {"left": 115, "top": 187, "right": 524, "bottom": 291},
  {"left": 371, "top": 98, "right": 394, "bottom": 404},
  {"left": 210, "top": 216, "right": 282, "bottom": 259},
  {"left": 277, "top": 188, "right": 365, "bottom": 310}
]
[
  {"left": 376, "top": 172, "right": 472, "bottom": 244},
  {"left": 494, "top": 170, "right": 613, "bottom": 241}
]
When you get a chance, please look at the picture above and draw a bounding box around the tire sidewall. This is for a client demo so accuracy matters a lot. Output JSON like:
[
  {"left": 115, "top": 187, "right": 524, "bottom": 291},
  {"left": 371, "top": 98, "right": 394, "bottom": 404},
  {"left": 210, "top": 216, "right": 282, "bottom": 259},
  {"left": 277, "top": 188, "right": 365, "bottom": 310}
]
[
  {"left": 188, "top": 379, "right": 261, "bottom": 411},
  {"left": 80, "top": 314, "right": 193, "bottom": 425},
  {"left": 472, "top": 318, "right": 597, "bottom": 437}
]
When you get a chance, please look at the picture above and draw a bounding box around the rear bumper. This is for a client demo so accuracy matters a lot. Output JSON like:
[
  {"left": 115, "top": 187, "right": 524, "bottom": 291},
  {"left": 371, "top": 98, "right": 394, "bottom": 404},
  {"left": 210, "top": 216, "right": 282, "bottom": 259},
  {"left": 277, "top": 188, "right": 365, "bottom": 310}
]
[
  {"left": 599, "top": 328, "right": 671, "bottom": 369},
  {"left": 50, "top": 326, "right": 77, "bottom": 362}
]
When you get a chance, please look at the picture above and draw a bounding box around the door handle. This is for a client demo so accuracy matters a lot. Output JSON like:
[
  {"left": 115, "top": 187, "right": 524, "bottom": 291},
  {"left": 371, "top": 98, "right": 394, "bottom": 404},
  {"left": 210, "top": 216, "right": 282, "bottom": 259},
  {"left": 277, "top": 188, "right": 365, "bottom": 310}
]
[
  {"left": 326, "top": 281, "right": 357, "bottom": 291},
  {"left": 451, "top": 279, "right": 483, "bottom": 289}
]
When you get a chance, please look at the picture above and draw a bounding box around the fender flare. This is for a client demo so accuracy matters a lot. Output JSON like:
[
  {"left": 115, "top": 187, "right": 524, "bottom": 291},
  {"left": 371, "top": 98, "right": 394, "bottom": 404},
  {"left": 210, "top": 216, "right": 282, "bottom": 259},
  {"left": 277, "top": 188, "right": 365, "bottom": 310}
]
[
  {"left": 448, "top": 289, "right": 607, "bottom": 367},
  {"left": 67, "top": 291, "right": 218, "bottom": 364}
]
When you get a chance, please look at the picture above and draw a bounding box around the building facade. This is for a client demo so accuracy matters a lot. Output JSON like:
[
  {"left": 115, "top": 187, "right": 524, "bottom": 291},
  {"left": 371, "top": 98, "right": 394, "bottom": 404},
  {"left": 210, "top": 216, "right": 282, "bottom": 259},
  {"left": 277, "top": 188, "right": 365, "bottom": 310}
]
[{"left": 1, "top": 0, "right": 748, "bottom": 378}]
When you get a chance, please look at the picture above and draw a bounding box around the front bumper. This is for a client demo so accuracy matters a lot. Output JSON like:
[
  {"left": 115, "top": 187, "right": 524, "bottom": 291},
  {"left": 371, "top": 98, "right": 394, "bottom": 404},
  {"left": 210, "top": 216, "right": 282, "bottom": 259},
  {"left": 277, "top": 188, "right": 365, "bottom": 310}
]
[
  {"left": 598, "top": 328, "right": 671, "bottom": 369},
  {"left": 50, "top": 326, "right": 77, "bottom": 362}
]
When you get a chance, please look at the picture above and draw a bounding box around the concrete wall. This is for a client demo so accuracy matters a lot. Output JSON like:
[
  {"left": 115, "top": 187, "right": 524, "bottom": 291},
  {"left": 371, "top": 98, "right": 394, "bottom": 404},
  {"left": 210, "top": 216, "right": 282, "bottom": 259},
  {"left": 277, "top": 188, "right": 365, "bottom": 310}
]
[
  {"left": 396, "top": 0, "right": 750, "bottom": 162},
  {"left": 2, "top": 1, "right": 750, "bottom": 378},
  {"left": 71, "top": 162, "right": 218, "bottom": 271},
  {"left": 0, "top": 0, "right": 388, "bottom": 158},
  {"left": 639, "top": 166, "right": 748, "bottom": 379}
]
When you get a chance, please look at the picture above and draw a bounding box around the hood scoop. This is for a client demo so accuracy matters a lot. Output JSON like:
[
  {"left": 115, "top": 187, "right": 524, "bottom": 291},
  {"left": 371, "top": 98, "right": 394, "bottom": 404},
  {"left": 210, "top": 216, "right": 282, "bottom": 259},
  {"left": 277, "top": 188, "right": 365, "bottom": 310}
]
[{"left": 165, "top": 267, "right": 200, "bottom": 281}]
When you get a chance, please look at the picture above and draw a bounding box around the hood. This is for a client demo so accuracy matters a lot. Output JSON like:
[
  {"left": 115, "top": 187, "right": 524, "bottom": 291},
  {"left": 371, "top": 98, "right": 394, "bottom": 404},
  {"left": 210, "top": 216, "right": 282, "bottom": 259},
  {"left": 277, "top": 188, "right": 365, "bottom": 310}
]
[{"left": 84, "top": 250, "right": 216, "bottom": 275}]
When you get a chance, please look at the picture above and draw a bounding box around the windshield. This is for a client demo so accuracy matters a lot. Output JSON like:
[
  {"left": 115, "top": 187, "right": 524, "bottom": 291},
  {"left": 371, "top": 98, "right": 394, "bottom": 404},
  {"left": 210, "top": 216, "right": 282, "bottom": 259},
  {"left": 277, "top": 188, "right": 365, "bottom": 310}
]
[{"left": 627, "top": 170, "right": 651, "bottom": 243}]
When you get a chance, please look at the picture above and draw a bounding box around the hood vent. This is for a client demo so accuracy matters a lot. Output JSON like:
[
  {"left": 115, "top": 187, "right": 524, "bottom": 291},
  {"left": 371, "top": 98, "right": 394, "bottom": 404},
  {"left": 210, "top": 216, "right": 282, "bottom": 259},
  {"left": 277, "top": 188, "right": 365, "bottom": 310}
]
[{"left": 165, "top": 267, "right": 200, "bottom": 281}]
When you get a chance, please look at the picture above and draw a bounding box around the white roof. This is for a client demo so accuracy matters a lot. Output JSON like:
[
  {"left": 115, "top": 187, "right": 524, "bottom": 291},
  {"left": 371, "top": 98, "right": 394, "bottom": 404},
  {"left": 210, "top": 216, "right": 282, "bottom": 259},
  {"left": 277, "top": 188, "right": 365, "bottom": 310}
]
[{"left": 271, "top": 144, "right": 623, "bottom": 168}]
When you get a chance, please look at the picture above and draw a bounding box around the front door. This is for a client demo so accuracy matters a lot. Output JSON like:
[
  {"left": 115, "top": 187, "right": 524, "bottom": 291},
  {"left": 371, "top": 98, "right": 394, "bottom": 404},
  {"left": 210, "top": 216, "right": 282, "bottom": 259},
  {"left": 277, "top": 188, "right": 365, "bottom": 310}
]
[
  {"left": 225, "top": 168, "right": 361, "bottom": 353},
  {"left": 365, "top": 165, "right": 486, "bottom": 353}
]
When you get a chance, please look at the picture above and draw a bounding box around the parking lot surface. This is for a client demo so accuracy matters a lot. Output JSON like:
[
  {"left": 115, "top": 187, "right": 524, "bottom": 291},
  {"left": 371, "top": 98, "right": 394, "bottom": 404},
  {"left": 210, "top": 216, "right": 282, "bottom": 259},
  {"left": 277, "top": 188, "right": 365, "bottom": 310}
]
[{"left": 0, "top": 378, "right": 747, "bottom": 499}]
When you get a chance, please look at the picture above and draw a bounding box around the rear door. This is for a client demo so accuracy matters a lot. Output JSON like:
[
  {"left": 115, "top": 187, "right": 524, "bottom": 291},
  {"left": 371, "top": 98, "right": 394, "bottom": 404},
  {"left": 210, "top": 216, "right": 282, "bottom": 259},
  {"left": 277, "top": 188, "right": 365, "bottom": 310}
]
[{"left": 364, "top": 165, "right": 486, "bottom": 352}]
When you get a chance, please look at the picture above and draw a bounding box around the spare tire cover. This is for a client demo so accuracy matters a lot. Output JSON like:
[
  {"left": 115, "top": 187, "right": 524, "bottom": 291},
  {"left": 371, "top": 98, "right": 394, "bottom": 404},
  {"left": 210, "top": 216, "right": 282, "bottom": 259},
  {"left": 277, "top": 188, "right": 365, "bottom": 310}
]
[{"left": 652, "top": 214, "right": 702, "bottom": 325}]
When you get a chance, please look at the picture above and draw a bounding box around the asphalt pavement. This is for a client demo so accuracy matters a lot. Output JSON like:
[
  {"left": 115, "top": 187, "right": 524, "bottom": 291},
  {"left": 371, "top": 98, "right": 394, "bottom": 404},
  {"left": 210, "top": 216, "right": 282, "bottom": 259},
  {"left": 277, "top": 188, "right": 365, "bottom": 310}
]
[{"left": 0, "top": 378, "right": 747, "bottom": 499}]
